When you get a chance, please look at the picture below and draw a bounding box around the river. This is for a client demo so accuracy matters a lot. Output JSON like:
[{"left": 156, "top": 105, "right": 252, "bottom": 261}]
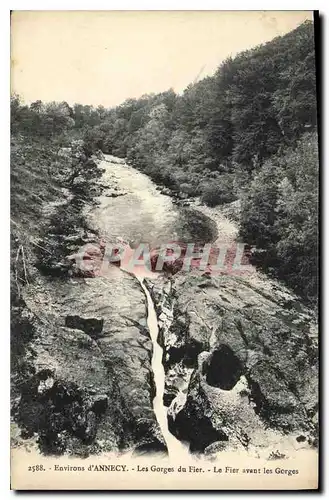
[
  {"left": 89, "top": 156, "right": 218, "bottom": 250},
  {"left": 88, "top": 155, "right": 213, "bottom": 457},
  {"left": 87, "top": 155, "right": 314, "bottom": 460}
]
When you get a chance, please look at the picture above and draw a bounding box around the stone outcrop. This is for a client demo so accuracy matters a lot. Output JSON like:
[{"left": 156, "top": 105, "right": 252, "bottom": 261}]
[
  {"left": 13, "top": 270, "right": 166, "bottom": 456},
  {"left": 146, "top": 271, "right": 318, "bottom": 458}
]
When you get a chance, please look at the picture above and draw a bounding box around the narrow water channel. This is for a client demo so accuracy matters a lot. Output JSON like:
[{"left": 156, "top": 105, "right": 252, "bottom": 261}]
[{"left": 138, "top": 278, "right": 189, "bottom": 458}]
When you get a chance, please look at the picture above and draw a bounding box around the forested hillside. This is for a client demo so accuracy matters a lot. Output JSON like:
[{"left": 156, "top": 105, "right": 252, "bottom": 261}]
[
  {"left": 74, "top": 21, "right": 318, "bottom": 303},
  {"left": 11, "top": 20, "right": 318, "bottom": 304}
]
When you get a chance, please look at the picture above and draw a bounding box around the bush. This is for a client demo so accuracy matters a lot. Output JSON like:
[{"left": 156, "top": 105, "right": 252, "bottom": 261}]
[{"left": 201, "top": 175, "right": 236, "bottom": 207}]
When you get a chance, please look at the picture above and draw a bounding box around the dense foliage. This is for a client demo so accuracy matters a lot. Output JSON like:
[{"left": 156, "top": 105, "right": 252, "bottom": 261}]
[
  {"left": 240, "top": 133, "right": 318, "bottom": 301},
  {"left": 11, "top": 20, "right": 318, "bottom": 303}
]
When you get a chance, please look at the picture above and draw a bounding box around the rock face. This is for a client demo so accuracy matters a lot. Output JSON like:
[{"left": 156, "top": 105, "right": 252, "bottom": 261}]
[
  {"left": 147, "top": 271, "right": 318, "bottom": 458},
  {"left": 14, "top": 269, "right": 166, "bottom": 456}
]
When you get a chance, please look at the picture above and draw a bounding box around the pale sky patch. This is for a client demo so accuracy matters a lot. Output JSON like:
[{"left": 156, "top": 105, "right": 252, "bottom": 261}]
[{"left": 11, "top": 10, "right": 313, "bottom": 108}]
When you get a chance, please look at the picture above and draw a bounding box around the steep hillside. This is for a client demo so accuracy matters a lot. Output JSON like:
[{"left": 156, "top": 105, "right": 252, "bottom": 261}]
[{"left": 11, "top": 99, "right": 105, "bottom": 413}]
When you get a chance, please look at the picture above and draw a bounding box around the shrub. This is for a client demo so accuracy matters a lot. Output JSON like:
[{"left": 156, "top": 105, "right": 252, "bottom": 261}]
[{"left": 201, "top": 175, "right": 236, "bottom": 207}]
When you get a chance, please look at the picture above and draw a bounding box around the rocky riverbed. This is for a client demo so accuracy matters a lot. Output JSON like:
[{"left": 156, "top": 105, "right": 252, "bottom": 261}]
[{"left": 11, "top": 155, "right": 318, "bottom": 461}]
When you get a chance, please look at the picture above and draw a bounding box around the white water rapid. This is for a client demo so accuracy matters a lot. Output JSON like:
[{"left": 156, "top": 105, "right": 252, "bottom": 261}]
[{"left": 138, "top": 278, "right": 189, "bottom": 459}]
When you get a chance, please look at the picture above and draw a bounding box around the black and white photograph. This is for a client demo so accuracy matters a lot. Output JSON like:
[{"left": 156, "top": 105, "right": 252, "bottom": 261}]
[{"left": 10, "top": 10, "right": 319, "bottom": 490}]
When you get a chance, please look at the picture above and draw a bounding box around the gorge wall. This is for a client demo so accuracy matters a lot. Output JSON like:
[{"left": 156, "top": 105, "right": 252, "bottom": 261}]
[{"left": 146, "top": 270, "right": 318, "bottom": 459}]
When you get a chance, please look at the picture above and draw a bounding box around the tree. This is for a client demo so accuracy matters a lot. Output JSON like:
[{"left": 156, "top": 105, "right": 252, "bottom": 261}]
[
  {"left": 239, "top": 160, "right": 281, "bottom": 248},
  {"left": 274, "top": 133, "right": 318, "bottom": 300}
]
